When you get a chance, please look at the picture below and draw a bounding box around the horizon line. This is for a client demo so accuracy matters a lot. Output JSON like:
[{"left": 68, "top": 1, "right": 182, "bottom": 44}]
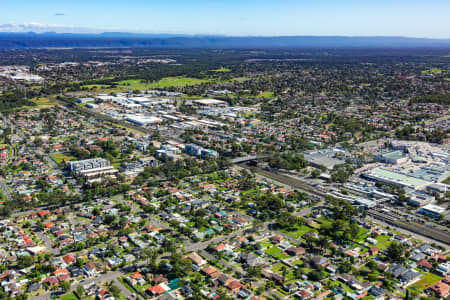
[{"left": 1, "top": 31, "right": 450, "bottom": 40}]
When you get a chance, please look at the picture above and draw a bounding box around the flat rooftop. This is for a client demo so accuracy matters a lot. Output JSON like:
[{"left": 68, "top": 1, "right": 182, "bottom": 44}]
[
  {"left": 421, "top": 204, "right": 446, "bottom": 214},
  {"left": 366, "top": 167, "right": 430, "bottom": 189},
  {"left": 193, "top": 99, "right": 228, "bottom": 105},
  {"left": 380, "top": 151, "right": 406, "bottom": 160}
]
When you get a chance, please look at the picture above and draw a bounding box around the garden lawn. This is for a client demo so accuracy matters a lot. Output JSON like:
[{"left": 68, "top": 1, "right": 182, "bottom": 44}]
[
  {"left": 374, "top": 235, "right": 392, "bottom": 250},
  {"left": 273, "top": 252, "right": 290, "bottom": 260},
  {"left": 61, "top": 292, "right": 79, "bottom": 300},
  {"left": 265, "top": 246, "right": 283, "bottom": 256},
  {"left": 272, "top": 263, "right": 296, "bottom": 280},
  {"left": 261, "top": 241, "right": 273, "bottom": 248}
]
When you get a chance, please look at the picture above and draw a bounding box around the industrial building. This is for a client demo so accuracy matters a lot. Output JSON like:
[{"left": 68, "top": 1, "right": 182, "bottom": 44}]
[
  {"left": 375, "top": 151, "right": 408, "bottom": 164},
  {"left": 407, "top": 191, "right": 435, "bottom": 207},
  {"left": 303, "top": 148, "right": 346, "bottom": 170},
  {"left": 426, "top": 183, "right": 448, "bottom": 197},
  {"left": 419, "top": 204, "right": 446, "bottom": 219},
  {"left": 126, "top": 115, "right": 162, "bottom": 126},
  {"left": 362, "top": 167, "right": 430, "bottom": 190},
  {"left": 192, "top": 99, "right": 228, "bottom": 107}
]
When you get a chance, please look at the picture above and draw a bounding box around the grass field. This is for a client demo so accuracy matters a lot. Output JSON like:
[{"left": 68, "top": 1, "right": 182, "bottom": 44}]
[
  {"left": 265, "top": 246, "right": 283, "bottom": 255},
  {"left": 231, "top": 77, "right": 251, "bottom": 82},
  {"left": 273, "top": 252, "right": 289, "bottom": 260},
  {"left": 78, "top": 76, "right": 251, "bottom": 93},
  {"left": 259, "top": 91, "right": 275, "bottom": 98},
  {"left": 272, "top": 262, "right": 296, "bottom": 280},
  {"left": 281, "top": 224, "right": 315, "bottom": 239},
  {"left": 265, "top": 246, "right": 289, "bottom": 259},
  {"left": 61, "top": 292, "right": 79, "bottom": 300},
  {"left": 116, "top": 77, "right": 211, "bottom": 90},
  {"left": 407, "top": 272, "right": 442, "bottom": 293},
  {"left": 355, "top": 227, "right": 370, "bottom": 242},
  {"left": 50, "top": 152, "right": 76, "bottom": 166},
  {"left": 28, "top": 97, "right": 58, "bottom": 108},
  {"left": 374, "top": 235, "right": 392, "bottom": 250},
  {"left": 421, "top": 68, "right": 443, "bottom": 75},
  {"left": 211, "top": 67, "right": 232, "bottom": 72}
]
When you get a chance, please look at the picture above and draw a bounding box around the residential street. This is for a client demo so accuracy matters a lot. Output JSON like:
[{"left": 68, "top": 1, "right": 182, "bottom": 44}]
[{"left": 32, "top": 271, "right": 125, "bottom": 300}]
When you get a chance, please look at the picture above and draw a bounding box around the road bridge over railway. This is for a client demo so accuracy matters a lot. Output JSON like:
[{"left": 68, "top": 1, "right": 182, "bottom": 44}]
[{"left": 231, "top": 155, "right": 269, "bottom": 164}]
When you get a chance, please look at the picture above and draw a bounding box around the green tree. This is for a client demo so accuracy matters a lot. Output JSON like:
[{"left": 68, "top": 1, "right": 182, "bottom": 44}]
[
  {"left": 60, "top": 281, "right": 70, "bottom": 293},
  {"left": 386, "top": 242, "right": 406, "bottom": 262},
  {"left": 76, "top": 285, "right": 85, "bottom": 298}
]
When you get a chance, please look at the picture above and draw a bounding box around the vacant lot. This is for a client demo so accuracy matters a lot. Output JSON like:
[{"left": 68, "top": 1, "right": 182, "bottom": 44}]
[
  {"left": 407, "top": 273, "right": 443, "bottom": 293},
  {"left": 51, "top": 152, "right": 76, "bottom": 167}
]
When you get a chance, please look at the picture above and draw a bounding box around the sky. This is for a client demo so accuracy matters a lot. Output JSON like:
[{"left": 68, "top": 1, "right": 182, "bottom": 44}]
[{"left": 1, "top": 0, "right": 450, "bottom": 38}]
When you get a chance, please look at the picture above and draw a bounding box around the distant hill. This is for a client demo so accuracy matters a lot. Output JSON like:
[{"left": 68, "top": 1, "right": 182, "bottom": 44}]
[{"left": 0, "top": 32, "right": 449, "bottom": 49}]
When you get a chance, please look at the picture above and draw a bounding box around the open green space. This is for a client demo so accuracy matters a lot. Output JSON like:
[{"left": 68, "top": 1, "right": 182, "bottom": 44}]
[
  {"left": 260, "top": 241, "right": 273, "bottom": 248},
  {"left": 61, "top": 292, "right": 79, "bottom": 300},
  {"left": 280, "top": 224, "right": 315, "bottom": 239},
  {"left": 264, "top": 246, "right": 289, "bottom": 259},
  {"left": 407, "top": 272, "right": 442, "bottom": 293},
  {"left": 211, "top": 67, "right": 231, "bottom": 72},
  {"left": 265, "top": 246, "right": 283, "bottom": 255},
  {"left": 231, "top": 77, "right": 251, "bottom": 82},
  {"left": 272, "top": 262, "right": 296, "bottom": 280},
  {"left": 116, "top": 77, "right": 211, "bottom": 89},
  {"left": 29, "top": 97, "right": 59, "bottom": 108},
  {"left": 374, "top": 235, "right": 392, "bottom": 250},
  {"left": 355, "top": 227, "right": 370, "bottom": 242},
  {"left": 78, "top": 75, "right": 251, "bottom": 93},
  {"left": 50, "top": 152, "right": 76, "bottom": 167},
  {"left": 421, "top": 68, "right": 443, "bottom": 75},
  {"left": 259, "top": 91, "right": 275, "bottom": 98},
  {"left": 443, "top": 176, "right": 450, "bottom": 185}
]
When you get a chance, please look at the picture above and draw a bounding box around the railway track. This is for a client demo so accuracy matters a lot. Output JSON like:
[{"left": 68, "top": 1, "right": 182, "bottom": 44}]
[
  {"left": 243, "top": 165, "right": 450, "bottom": 246},
  {"left": 368, "top": 210, "right": 450, "bottom": 245},
  {"left": 240, "top": 164, "right": 326, "bottom": 201}
]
